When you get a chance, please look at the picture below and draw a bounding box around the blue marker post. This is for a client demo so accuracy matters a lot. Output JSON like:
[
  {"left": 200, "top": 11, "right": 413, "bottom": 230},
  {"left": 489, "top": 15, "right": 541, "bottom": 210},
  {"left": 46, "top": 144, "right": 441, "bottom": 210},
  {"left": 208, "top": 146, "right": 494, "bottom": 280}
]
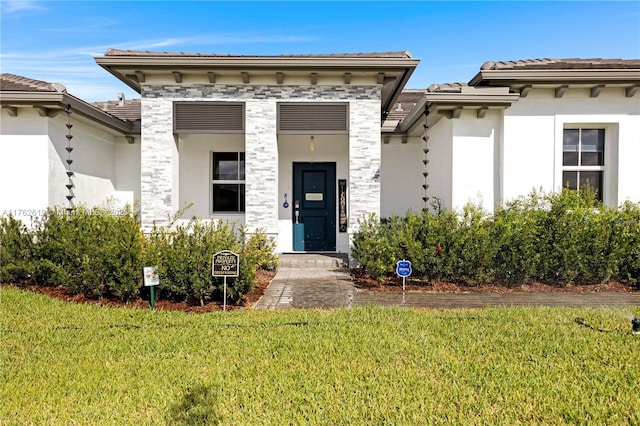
[{"left": 396, "top": 259, "right": 412, "bottom": 292}]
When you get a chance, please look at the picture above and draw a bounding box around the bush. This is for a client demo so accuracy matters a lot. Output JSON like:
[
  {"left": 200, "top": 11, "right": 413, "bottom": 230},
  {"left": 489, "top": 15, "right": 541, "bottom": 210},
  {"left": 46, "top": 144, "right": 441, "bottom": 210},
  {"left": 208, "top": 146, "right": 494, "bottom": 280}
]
[
  {"left": 2, "top": 205, "right": 278, "bottom": 306},
  {"left": 144, "top": 220, "right": 278, "bottom": 305},
  {"left": 33, "top": 206, "right": 144, "bottom": 301},
  {"left": 351, "top": 189, "right": 640, "bottom": 286},
  {"left": 144, "top": 218, "right": 240, "bottom": 305},
  {"left": 0, "top": 215, "right": 35, "bottom": 283}
]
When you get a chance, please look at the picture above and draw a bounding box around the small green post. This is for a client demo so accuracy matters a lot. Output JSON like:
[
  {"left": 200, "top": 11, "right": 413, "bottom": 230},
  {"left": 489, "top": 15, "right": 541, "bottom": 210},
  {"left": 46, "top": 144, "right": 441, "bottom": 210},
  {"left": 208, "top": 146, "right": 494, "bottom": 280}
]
[
  {"left": 143, "top": 266, "right": 160, "bottom": 310},
  {"left": 150, "top": 285, "right": 155, "bottom": 310}
]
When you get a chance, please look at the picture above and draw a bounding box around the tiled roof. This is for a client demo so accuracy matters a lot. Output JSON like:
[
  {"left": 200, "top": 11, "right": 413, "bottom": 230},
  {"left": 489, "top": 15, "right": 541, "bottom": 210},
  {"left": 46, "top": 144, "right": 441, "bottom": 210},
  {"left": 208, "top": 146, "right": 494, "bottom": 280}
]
[
  {"left": 426, "top": 82, "right": 467, "bottom": 93},
  {"left": 386, "top": 89, "right": 426, "bottom": 122},
  {"left": 481, "top": 58, "right": 640, "bottom": 70},
  {"left": 0, "top": 73, "right": 67, "bottom": 92},
  {"left": 104, "top": 49, "right": 414, "bottom": 59},
  {"left": 92, "top": 99, "right": 141, "bottom": 121}
]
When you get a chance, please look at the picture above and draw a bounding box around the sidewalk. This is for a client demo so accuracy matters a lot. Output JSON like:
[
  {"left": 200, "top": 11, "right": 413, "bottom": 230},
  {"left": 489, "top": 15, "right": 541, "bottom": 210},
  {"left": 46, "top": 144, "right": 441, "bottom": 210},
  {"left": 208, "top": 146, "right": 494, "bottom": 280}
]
[
  {"left": 254, "top": 254, "right": 640, "bottom": 310},
  {"left": 253, "top": 254, "right": 354, "bottom": 310}
]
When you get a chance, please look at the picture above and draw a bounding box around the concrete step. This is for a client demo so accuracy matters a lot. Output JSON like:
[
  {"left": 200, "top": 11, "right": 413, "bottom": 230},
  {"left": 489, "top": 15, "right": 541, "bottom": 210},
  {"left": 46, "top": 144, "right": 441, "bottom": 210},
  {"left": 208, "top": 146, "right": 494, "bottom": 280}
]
[{"left": 278, "top": 253, "right": 349, "bottom": 269}]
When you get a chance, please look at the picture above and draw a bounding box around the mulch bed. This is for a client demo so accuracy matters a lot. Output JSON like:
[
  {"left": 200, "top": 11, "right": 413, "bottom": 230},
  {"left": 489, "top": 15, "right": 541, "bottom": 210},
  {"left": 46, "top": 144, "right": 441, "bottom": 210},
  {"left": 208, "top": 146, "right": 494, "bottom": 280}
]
[
  {"left": 4, "top": 269, "right": 277, "bottom": 314},
  {"left": 350, "top": 268, "right": 639, "bottom": 294},
  {"left": 5, "top": 268, "right": 637, "bottom": 313}
]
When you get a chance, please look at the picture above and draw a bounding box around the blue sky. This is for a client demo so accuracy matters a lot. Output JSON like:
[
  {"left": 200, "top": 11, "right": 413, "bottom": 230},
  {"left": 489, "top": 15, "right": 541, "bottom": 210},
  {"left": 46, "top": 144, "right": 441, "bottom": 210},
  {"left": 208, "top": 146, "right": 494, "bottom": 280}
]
[{"left": 1, "top": 0, "right": 639, "bottom": 102}]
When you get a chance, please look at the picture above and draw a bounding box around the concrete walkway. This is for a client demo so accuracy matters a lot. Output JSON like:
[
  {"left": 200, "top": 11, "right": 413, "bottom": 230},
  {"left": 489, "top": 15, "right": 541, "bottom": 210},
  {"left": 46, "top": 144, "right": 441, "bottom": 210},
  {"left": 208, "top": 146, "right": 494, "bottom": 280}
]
[
  {"left": 253, "top": 254, "right": 354, "bottom": 310},
  {"left": 254, "top": 254, "right": 640, "bottom": 310}
]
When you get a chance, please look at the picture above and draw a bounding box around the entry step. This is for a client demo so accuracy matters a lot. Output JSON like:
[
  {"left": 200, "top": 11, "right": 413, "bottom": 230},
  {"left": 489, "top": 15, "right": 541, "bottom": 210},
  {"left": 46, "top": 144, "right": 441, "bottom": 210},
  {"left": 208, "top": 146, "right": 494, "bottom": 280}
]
[{"left": 279, "top": 253, "right": 348, "bottom": 269}]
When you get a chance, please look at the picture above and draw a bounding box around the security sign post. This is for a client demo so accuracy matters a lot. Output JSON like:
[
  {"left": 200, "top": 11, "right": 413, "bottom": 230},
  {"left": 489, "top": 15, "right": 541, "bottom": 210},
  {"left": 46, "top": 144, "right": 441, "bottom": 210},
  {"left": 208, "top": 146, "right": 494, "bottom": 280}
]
[
  {"left": 396, "top": 260, "right": 412, "bottom": 292},
  {"left": 212, "top": 250, "right": 239, "bottom": 311}
]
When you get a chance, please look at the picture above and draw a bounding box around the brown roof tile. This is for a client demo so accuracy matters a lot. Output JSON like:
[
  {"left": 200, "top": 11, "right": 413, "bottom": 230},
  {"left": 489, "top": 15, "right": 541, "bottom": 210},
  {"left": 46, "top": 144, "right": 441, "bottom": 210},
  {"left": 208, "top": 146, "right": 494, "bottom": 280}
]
[
  {"left": 0, "top": 73, "right": 67, "bottom": 92},
  {"left": 480, "top": 58, "right": 640, "bottom": 70},
  {"left": 104, "top": 48, "right": 414, "bottom": 59},
  {"left": 92, "top": 99, "right": 141, "bottom": 121},
  {"left": 386, "top": 89, "right": 426, "bottom": 121},
  {"left": 426, "top": 82, "right": 468, "bottom": 93}
]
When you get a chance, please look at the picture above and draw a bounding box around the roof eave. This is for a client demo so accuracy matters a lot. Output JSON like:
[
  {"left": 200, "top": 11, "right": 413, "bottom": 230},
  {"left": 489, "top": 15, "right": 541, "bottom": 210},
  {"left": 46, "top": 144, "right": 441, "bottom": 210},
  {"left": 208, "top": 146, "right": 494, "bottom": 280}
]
[
  {"left": 94, "top": 54, "right": 420, "bottom": 116},
  {"left": 470, "top": 69, "right": 640, "bottom": 86},
  {"left": 0, "top": 91, "right": 136, "bottom": 134},
  {"left": 397, "top": 92, "right": 520, "bottom": 134}
]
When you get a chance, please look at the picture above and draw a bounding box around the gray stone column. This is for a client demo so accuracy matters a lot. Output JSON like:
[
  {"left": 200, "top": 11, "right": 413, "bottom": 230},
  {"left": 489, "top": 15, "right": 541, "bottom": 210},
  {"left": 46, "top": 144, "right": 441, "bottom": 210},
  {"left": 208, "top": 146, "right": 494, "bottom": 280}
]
[
  {"left": 245, "top": 99, "right": 278, "bottom": 235},
  {"left": 140, "top": 98, "right": 176, "bottom": 229},
  {"left": 348, "top": 99, "right": 381, "bottom": 236}
]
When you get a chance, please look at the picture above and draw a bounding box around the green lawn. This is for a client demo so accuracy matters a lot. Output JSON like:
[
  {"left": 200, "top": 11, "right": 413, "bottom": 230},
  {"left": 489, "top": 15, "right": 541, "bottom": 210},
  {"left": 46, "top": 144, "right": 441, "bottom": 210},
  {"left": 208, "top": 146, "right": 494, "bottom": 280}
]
[{"left": 2, "top": 287, "right": 639, "bottom": 425}]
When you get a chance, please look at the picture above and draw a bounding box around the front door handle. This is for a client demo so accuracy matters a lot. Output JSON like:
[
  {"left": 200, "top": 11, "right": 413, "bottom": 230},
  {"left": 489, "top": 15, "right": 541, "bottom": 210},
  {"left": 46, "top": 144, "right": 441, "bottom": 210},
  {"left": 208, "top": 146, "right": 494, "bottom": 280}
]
[{"left": 295, "top": 210, "right": 299, "bottom": 224}]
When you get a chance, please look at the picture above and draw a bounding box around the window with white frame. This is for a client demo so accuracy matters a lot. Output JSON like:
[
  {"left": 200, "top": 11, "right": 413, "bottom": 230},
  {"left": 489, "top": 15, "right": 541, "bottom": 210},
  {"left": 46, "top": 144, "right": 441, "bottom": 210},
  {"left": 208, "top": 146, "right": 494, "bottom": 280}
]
[
  {"left": 212, "top": 152, "right": 245, "bottom": 212},
  {"left": 562, "top": 128, "right": 605, "bottom": 202}
]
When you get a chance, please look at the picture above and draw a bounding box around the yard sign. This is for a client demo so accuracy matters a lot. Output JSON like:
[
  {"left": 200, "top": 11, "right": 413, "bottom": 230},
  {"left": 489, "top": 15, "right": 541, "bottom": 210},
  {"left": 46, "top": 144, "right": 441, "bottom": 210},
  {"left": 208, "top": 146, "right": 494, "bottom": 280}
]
[{"left": 212, "top": 250, "right": 239, "bottom": 311}]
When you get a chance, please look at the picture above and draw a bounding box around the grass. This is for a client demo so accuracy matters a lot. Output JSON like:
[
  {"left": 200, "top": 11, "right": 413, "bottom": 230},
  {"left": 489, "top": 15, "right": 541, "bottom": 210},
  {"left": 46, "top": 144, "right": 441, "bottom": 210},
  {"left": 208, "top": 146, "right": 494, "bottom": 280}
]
[{"left": 2, "top": 287, "right": 639, "bottom": 425}]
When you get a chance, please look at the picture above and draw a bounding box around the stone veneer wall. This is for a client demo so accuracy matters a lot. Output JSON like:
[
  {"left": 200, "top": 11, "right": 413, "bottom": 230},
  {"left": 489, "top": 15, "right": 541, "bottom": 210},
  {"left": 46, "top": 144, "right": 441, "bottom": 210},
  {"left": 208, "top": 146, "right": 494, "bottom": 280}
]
[
  {"left": 347, "top": 99, "right": 381, "bottom": 237},
  {"left": 141, "top": 85, "right": 381, "bottom": 240}
]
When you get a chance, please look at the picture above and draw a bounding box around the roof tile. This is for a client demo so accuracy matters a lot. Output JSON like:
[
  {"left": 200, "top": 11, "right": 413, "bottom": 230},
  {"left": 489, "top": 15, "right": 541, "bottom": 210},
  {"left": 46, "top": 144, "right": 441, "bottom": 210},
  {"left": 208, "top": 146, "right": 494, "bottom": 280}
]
[
  {"left": 104, "top": 48, "right": 414, "bottom": 59},
  {"left": 480, "top": 58, "right": 640, "bottom": 70},
  {"left": 0, "top": 73, "right": 67, "bottom": 92},
  {"left": 92, "top": 99, "right": 141, "bottom": 121}
]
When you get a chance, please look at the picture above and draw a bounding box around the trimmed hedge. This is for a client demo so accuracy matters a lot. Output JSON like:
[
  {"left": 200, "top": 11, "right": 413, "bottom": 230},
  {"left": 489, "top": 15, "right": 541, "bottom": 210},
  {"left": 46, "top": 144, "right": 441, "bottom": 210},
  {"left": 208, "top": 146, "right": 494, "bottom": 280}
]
[
  {"left": 0, "top": 206, "right": 278, "bottom": 304},
  {"left": 352, "top": 189, "right": 640, "bottom": 285}
]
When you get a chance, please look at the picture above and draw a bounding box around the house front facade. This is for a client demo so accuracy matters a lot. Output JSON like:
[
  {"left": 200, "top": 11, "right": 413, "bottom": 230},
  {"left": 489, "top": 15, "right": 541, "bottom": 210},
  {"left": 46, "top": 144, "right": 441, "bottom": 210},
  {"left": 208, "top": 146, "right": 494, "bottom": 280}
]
[
  {"left": 1, "top": 53, "right": 639, "bottom": 257},
  {"left": 94, "top": 50, "right": 419, "bottom": 254}
]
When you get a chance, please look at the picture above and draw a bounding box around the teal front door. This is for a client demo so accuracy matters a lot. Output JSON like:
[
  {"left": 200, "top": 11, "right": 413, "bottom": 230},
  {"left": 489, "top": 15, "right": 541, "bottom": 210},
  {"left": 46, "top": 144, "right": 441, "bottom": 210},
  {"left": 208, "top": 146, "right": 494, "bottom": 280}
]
[{"left": 293, "top": 162, "right": 336, "bottom": 251}]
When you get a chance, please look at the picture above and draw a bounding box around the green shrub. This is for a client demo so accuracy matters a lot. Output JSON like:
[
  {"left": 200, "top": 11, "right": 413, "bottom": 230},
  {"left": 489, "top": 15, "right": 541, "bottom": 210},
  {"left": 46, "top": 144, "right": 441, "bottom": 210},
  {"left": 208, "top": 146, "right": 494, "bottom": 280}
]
[
  {"left": 144, "top": 220, "right": 276, "bottom": 305},
  {"left": 32, "top": 206, "right": 144, "bottom": 301},
  {"left": 2, "top": 204, "right": 277, "bottom": 305},
  {"left": 0, "top": 215, "right": 35, "bottom": 283},
  {"left": 351, "top": 189, "right": 640, "bottom": 286},
  {"left": 241, "top": 228, "right": 279, "bottom": 271},
  {"left": 352, "top": 213, "right": 396, "bottom": 281}
]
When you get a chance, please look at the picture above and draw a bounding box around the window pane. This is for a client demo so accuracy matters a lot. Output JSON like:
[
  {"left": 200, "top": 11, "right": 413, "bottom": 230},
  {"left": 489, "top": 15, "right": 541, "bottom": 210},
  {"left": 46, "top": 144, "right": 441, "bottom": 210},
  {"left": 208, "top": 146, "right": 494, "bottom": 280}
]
[
  {"left": 563, "top": 129, "right": 579, "bottom": 166},
  {"left": 579, "top": 171, "right": 603, "bottom": 202},
  {"left": 580, "top": 129, "right": 604, "bottom": 166},
  {"left": 562, "top": 171, "right": 577, "bottom": 190},
  {"left": 213, "top": 152, "right": 239, "bottom": 180},
  {"left": 213, "top": 184, "right": 241, "bottom": 211},
  {"left": 239, "top": 153, "right": 245, "bottom": 180}
]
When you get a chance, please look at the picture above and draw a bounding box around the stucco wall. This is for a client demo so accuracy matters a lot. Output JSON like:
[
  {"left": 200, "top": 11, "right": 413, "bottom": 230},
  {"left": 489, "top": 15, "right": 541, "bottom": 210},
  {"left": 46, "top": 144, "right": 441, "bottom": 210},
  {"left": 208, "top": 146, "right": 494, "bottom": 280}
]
[
  {"left": 380, "top": 136, "right": 423, "bottom": 217},
  {"left": 425, "top": 117, "right": 453, "bottom": 210},
  {"left": 450, "top": 111, "right": 500, "bottom": 212},
  {"left": 425, "top": 87, "right": 639, "bottom": 212},
  {"left": 504, "top": 87, "right": 640, "bottom": 206},
  {"left": 0, "top": 108, "right": 136, "bottom": 222},
  {"left": 0, "top": 125, "right": 49, "bottom": 219},
  {"left": 178, "top": 133, "right": 246, "bottom": 225}
]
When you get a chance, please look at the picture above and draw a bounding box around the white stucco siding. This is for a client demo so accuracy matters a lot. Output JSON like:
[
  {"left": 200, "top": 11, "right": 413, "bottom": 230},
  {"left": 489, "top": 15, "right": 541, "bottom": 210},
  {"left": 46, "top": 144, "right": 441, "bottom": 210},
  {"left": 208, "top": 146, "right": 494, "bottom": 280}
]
[
  {"left": 48, "top": 117, "right": 122, "bottom": 209},
  {"left": 451, "top": 112, "right": 499, "bottom": 212},
  {"left": 617, "top": 115, "right": 640, "bottom": 203},
  {"left": 0, "top": 133, "right": 49, "bottom": 218},
  {"left": 380, "top": 136, "right": 423, "bottom": 217},
  {"left": 1, "top": 110, "right": 132, "bottom": 221},
  {"left": 178, "top": 133, "right": 246, "bottom": 225},
  {"left": 277, "top": 134, "right": 350, "bottom": 253},
  {"left": 115, "top": 143, "right": 141, "bottom": 208},
  {"left": 501, "top": 114, "right": 556, "bottom": 203},
  {"left": 426, "top": 117, "right": 453, "bottom": 209},
  {"left": 504, "top": 88, "right": 640, "bottom": 205}
]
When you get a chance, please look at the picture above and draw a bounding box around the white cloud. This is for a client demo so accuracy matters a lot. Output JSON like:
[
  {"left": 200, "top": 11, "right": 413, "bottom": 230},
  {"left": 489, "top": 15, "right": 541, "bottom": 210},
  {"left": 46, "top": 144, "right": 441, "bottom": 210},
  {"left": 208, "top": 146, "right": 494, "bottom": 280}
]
[{"left": 1, "top": 0, "right": 45, "bottom": 14}]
